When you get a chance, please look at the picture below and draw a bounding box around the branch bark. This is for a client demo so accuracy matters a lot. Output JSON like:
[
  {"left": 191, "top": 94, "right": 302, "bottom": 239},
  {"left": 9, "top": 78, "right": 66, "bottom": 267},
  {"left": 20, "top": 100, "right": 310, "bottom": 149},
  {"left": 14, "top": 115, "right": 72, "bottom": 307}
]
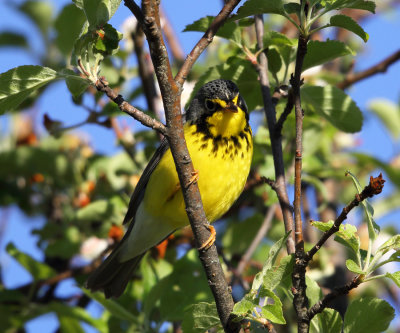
[
  {"left": 337, "top": 49, "right": 400, "bottom": 89},
  {"left": 123, "top": 1, "right": 242, "bottom": 331},
  {"left": 290, "top": 24, "right": 309, "bottom": 333},
  {"left": 253, "top": 14, "right": 296, "bottom": 255}
]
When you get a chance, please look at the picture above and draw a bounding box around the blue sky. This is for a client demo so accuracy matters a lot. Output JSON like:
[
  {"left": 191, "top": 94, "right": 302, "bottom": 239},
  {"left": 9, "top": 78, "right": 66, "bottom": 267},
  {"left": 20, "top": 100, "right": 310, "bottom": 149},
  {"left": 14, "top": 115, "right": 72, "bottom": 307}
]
[{"left": 0, "top": 1, "right": 399, "bottom": 332}]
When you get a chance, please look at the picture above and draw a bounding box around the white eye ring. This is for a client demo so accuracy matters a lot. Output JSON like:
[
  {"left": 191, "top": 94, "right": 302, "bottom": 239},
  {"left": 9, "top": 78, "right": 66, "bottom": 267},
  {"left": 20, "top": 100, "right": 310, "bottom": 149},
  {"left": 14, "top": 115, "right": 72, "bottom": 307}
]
[{"left": 205, "top": 100, "right": 216, "bottom": 111}]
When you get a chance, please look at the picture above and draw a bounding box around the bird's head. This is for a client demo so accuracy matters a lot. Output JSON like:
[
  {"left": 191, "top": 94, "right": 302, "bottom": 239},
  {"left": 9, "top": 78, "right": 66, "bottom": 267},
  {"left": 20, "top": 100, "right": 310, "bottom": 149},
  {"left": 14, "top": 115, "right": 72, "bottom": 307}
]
[{"left": 186, "top": 79, "right": 249, "bottom": 138}]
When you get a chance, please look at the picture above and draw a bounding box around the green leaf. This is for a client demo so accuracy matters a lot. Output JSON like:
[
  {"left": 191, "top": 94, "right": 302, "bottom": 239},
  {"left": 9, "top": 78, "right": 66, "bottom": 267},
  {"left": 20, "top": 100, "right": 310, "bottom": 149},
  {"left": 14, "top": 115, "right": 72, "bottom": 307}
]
[
  {"left": 0, "top": 32, "right": 28, "bottom": 49},
  {"left": 346, "top": 259, "right": 364, "bottom": 274},
  {"left": 369, "top": 99, "right": 400, "bottom": 139},
  {"left": 6, "top": 243, "right": 55, "bottom": 280},
  {"left": 144, "top": 250, "right": 213, "bottom": 322},
  {"left": 258, "top": 287, "right": 286, "bottom": 324},
  {"left": 182, "top": 302, "right": 222, "bottom": 333},
  {"left": 82, "top": 289, "right": 138, "bottom": 323},
  {"left": 48, "top": 302, "right": 107, "bottom": 333},
  {"left": 0, "top": 65, "right": 60, "bottom": 113},
  {"left": 370, "top": 235, "right": 400, "bottom": 271},
  {"left": 262, "top": 255, "right": 294, "bottom": 291},
  {"left": 55, "top": 4, "right": 87, "bottom": 55},
  {"left": 93, "top": 24, "right": 123, "bottom": 56},
  {"left": 385, "top": 271, "right": 400, "bottom": 288},
  {"left": 267, "top": 48, "right": 282, "bottom": 76},
  {"left": 303, "top": 40, "right": 353, "bottom": 72},
  {"left": 19, "top": 0, "right": 53, "bottom": 36},
  {"left": 306, "top": 275, "right": 323, "bottom": 306},
  {"left": 329, "top": 14, "right": 369, "bottom": 42},
  {"left": 190, "top": 57, "right": 261, "bottom": 111},
  {"left": 232, "top": 291, "right": 257, "bottom": 318},
  {"left": 343, "top": 297, "right": 394, "bottom": 333},
  {"left": 75, "top": 196, "right": 126, "bottom": 224},
  {"left": 82, "top": 0, "right": 121, "bottom": 28},
  {"left": 252, "top": 231, "right": 292, "bottom": 290},
  {"left": 184, "top": 16, "right": 241, "bottom": 45},
  {"left": 325, "top": 0, "right": 376, "bottom": 13},
  {"left": 229, "top": 0, "right": 286, "bottom": 22},
  {"left": 301, "top": 85, "right": 363, "bottom": 133},
  {"left": 59, "top": 69, "right": 90, "bottom": 98},
  {"left": 346, "top": 171, "right": 380, "bottom": 240},
  {"left": 311, "top": 221, "right": 360, "bottom": 256},
  {"left": 310, "top": 308, "right": 343, "bottom": 333},
  {"left": 284, "top": 2, "right": 301, "bottom": 15}
]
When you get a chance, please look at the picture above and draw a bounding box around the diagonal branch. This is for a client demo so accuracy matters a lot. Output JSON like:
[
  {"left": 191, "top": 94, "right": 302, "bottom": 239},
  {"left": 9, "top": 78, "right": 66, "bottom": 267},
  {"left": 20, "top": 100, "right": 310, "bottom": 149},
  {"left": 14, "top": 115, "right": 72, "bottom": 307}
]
[
  {"left": 174, "top": 0, "right": 241, "bottom": 86},
  {"left": 305, "top": 173, "right": 385, "bottom": 262},
  {"left": 95, "top": 77, "right": 167, "bottom": 135},
  {"left": 337, "top": 49, "right": 400, "bottom": 89}
]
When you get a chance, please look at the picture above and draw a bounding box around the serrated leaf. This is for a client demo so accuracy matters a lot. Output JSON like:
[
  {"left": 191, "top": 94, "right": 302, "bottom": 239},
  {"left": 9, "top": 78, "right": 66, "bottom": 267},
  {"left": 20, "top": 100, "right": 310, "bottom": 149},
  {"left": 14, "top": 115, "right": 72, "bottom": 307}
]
[
  {"left": 184, "top": 16, "right": 241, "bottom": 45},
  {"left": 370, "top": 235, "right": 400, "bottom": 270},
  {"left": 346, "top": 171, "right": 379, "bottom": 240},
  {"left": 301, "top": 85, "right": 363, "bottom": 133},
  {"left": 329, "top": 14, "right": 369, "bottom": 42},
  {"left": 182, "top": 302, "right": 222, "bottom": 333},
  {"left": 263, "top": 31, "right": 296, "bottom": 48},
  {"left": 343, "top": 297, "right": 394, "bottom": 333},
  {"left": 385, "top": 271, "right": 400, "bottom": 288},
  {"left": 0, "top": 32, "right": 29, "bottom": 49},
  {"left": 82, "top": 289, "right": 138, "bottom": 323},
  {"left": 55, "top": 4, "right": 87, "bottom": 55},
  {"left": 262, "top": 255, "right": 294, "bottom": 290},
  {"left": 369, "top": 99, "right": 400, "bottom": 139},
  {"left": 346, "top": 259, "right": 364, "bottom": 274},
  {"left": 6, "top": 243, "right": 56, "bottom": 280},
  {"left": 303, "top": 40, "right": 353, "bottom": 72},
  {"left": 310, "top": 308, "right": 343, "bottom": 333},
  {"left": 229, "top": 0, "right": 286, "bottom": 22},
  {"left": 0, "top": 66, "right": 60, "bottom": 113},
  {"left": 306, "top": 275, "right": 323, "bottom": 305},
  {"left": 258, "top": 287, "right": 286, "bottom": 324}
]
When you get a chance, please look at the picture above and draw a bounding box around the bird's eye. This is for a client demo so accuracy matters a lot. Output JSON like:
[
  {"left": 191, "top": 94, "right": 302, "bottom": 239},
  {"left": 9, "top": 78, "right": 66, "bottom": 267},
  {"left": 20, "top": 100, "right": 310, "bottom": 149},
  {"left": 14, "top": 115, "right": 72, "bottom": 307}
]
[{"left": 205, "top": 100, "right": 216, "bottom": 111}]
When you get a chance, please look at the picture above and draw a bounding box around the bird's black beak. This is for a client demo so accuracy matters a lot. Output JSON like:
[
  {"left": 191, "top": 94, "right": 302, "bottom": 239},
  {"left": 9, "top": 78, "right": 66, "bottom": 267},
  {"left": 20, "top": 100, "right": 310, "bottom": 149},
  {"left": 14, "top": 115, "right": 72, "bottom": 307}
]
[{"left": 225, "top": 100, "right": 238, "bottom": 113}]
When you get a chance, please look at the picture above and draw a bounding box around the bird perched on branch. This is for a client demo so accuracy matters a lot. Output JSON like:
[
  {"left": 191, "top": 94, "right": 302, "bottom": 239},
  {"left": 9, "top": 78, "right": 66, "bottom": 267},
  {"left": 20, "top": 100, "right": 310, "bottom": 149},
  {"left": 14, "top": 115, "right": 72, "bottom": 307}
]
[{"left": 86, "top": 79, "right": 253, "bottom": 298}]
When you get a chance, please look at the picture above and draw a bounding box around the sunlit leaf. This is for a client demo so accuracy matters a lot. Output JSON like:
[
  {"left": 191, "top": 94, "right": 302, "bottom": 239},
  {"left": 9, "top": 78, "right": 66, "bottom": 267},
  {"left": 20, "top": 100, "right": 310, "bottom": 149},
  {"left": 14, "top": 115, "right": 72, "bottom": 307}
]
[
  {"left": 182, "top": 302, "right": 222, "bottom": 333},
  {"left": 311, "top": 308, "right": 343, "bottom": 333},
  {"left": 329, "top": 14, "right": 369, "bottom": 42}
]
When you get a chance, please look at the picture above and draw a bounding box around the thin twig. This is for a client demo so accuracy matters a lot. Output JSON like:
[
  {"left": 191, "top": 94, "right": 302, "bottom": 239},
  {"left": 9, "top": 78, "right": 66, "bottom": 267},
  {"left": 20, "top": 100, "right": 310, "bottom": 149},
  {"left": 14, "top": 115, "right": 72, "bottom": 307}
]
[
  {"left": 253, "top": 14, "right": 296, "bottom": 255},
  {"left": 95, "top": 77, "right": 167, "bottom": 135},
  {"left": 174, "top": 0, "right": 241, "bottom": 87},
  {"left": 307, "top": 275, "right": 362, "bottom": 320},
  {"left": 305, "top": 173, "right": 386, "bottom": 262},
  {"left": 337, "top": 49, "right": 400, "bottom": 89}
]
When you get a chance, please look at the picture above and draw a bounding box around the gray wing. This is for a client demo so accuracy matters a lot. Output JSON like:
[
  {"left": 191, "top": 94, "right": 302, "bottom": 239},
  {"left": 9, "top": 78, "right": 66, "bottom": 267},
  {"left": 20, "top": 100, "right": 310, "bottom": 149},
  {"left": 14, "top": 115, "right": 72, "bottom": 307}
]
[{"left": 123, "top": 138, "right": 170, "bottom": 225}]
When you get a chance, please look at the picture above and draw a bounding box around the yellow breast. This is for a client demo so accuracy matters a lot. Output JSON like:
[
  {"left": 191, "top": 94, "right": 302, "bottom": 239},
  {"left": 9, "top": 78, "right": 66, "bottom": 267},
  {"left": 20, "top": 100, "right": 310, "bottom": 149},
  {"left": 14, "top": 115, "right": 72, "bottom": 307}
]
[{"left": 143, "top": 118, "right": 252, "bottom": 229}]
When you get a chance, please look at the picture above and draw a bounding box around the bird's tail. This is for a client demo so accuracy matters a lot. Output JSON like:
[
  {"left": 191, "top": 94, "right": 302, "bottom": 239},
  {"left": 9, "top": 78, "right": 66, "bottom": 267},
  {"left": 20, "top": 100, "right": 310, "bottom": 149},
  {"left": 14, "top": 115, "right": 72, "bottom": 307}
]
[{"left": 86, "top": 247, "right": 145, "bottom": 298}]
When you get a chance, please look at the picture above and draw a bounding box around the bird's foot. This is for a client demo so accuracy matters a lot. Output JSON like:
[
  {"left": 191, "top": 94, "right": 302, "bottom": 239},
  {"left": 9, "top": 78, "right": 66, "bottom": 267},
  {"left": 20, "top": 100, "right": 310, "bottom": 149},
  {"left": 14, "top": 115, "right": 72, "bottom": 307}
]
[
  {"left": 187, "top": 169, "right": 199, "bottom": 187},
  {"left": 198, "top": 224, "right": 216, "bottom": 251}
]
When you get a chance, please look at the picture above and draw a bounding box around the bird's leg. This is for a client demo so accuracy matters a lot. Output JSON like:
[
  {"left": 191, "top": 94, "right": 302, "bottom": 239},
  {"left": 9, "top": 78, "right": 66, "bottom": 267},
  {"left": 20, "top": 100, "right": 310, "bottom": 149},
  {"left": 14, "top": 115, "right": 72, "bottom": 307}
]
[
  {"left": 198, "top": 224, "right": 216, "bottom": 251},
  {"left": 167, "top": 170, "right": 199, "bottom": 202}
]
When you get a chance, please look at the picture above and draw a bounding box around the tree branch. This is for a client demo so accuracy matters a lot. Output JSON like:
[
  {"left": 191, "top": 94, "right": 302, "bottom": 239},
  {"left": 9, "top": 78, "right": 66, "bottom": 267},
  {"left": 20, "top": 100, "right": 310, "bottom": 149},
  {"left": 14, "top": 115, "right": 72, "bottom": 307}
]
[
  {"left": 305, "top": 173, "right": 386, "bottom": 262},
  {"left": 337, "top": 49, "right": 400, "bottom": 89},
  {"left": 123, "top": 1, "right": 242, "bottom": 331},
  {"left": 174, "top": 0, "right": 241, "bottom": 87},
  {"left": 253, "top": 14, "right": 296, "bottom": 255},
  {"left": 290, "top": 22, "right": 309, "bottom": 333},
  {"left": 94, "top": 77, "right": 167, "bottom": 135}
]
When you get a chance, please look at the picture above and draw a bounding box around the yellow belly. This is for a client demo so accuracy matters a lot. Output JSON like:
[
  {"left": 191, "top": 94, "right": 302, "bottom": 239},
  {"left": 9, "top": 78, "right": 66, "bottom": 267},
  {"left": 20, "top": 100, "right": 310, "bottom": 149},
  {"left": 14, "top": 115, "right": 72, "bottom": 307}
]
[{"left": 143, "top": 124, "right": 253, "bottom": 228}]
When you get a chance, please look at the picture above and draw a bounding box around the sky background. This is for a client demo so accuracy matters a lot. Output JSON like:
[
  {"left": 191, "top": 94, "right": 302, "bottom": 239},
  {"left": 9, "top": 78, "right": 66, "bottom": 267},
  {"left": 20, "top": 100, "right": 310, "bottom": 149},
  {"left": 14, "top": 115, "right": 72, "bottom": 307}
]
[{"left": 0, "top": 1, "right": 399, "bottom": 332}]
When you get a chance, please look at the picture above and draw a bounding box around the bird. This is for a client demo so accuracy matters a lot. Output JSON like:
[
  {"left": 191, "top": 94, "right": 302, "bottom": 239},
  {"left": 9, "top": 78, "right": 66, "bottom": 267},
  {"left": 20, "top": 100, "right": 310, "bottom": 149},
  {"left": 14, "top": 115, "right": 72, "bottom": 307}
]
[{"left": 86, "top": 79, "right": 253, "bottom": 298}]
